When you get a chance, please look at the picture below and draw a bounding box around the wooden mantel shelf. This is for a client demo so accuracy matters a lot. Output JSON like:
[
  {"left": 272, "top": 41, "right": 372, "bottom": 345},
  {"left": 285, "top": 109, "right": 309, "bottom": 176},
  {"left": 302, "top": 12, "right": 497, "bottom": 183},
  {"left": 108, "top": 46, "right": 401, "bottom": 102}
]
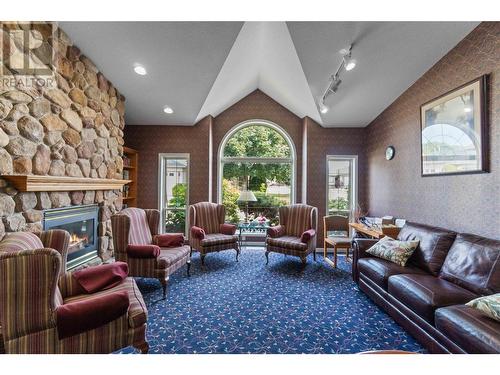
[{"left": 1, "top": 175, "right": 132, "bottom": 192}]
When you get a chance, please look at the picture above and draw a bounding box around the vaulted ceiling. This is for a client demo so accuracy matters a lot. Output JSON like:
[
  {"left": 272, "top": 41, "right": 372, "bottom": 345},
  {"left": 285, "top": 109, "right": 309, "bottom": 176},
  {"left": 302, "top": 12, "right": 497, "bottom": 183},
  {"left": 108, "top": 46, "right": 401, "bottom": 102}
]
[{"left": 60, "top": 21, "right": 478, "bottom": 127}]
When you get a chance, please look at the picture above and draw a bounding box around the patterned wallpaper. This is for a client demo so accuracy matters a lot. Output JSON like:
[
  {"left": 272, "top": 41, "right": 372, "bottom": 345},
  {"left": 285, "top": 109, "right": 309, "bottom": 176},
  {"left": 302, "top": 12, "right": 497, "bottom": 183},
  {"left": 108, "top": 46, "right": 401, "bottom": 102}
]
[
  {"left": 366, "top": 22, "right": 500, "bottom": 239},
  {"left": 211, "top": 90, "right": 304, "bottom": 203},
  {"left": 124, "top": 117, "right": 210, "bottom": 208},
  {"left": 306, "top": 117, "right": 367, "bottom": 245}
]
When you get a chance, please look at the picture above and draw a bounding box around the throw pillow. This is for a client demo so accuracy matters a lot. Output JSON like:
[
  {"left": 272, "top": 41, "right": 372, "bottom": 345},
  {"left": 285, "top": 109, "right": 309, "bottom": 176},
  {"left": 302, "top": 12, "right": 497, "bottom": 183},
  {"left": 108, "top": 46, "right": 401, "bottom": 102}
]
[
  {"left": 366, "top": 236, "right": 419, "bottom": 266},
  {"left": 466, "top": 293, "right": 500, "bottom": 322}
]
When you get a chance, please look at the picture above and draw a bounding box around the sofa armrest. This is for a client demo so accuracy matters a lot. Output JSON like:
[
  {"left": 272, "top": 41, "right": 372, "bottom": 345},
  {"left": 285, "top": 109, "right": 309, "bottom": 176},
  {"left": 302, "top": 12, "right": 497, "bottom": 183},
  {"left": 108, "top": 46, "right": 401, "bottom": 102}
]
[
  {"left": 56, "top": 290, "right": 129, "bottom": 339},
  {"left": 352, "top": 238, "right": 379, "bottom": 283}
]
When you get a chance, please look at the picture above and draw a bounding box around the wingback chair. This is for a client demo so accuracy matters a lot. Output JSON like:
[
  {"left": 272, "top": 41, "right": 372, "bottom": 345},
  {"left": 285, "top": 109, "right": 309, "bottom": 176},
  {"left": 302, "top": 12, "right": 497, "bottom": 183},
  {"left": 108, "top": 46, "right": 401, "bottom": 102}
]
[
  {"left": 0, "top": 231, "right": 149, "bottom": 354},
  {"left": 189, "top": 202, "right": 239, "bottom": 267},
  {"left": 266, "top": 204, "right": 318, "bottom": 266},
  {"left": 0, "top": 229, "right": 69, "bottom": 354},
  {"left": 111, "top": 207, "right": 191, "bottom": 298}
]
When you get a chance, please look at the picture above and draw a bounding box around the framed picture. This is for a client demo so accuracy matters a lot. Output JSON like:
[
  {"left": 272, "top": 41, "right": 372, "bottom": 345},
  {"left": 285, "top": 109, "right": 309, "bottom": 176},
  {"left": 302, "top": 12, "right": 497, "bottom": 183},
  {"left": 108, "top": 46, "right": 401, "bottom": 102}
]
[{"left": 420, "top": 75, "right": 489, "bottom": 176}]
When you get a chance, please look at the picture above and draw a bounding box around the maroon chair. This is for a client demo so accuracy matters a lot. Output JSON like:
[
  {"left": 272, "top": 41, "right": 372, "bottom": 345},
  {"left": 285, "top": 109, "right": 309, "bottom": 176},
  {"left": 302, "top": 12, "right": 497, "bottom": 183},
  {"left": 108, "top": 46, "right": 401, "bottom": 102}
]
[{"left": 111, "top": 207, "right": 191, "bottom": 298}]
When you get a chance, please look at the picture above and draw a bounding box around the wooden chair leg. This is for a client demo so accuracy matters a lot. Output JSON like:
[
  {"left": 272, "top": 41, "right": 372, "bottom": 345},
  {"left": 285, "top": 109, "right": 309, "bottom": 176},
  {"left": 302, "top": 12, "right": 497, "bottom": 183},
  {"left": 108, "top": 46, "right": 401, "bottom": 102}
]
[
  {"left": 301, "top": 257, "right": 307, "bottom": 267},
  {"left": 201, "top": 253, "right": 206, "bottom": 268},
  {"left": 323, "top": 240, "right": 327, "bottom": 258},
  {"left": 186, "top": 260, "right": 191, "bottom": 276},
  {"left": 265, "top": 251, "right": 270, "bottom": 265},
  {"left": 135, "top": 341, "right": 149, "bottom": 354},
  {"left": 313, "top": 249, "right": 316, "bottom": 261},
  {"left": 160, "top": 277, "right": 168, "bottom": 299},
  {"left": 333, "top": 244, "right": 338, "bottom": 268}
]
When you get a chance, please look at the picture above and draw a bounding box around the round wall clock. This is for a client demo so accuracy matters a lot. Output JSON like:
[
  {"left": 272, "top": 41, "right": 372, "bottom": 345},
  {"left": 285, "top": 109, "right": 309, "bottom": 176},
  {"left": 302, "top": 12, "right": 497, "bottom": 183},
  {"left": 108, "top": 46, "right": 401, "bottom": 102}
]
[{"left": 385, "top": 146, "right": 395, "bottom": 160}]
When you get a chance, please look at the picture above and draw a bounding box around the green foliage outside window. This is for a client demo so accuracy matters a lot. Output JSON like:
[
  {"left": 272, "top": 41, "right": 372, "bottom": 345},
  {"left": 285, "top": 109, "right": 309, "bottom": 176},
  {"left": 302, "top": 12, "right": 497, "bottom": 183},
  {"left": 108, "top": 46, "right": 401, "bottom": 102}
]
[
  {"left": 223, "top": 126, "right": 292, "bottom": 190},
  {"left": 165, "top": 183, "right": 187, "bottom": 233},
  {"left": 329, "top": 197, "right": 349, "bottom": 212}
]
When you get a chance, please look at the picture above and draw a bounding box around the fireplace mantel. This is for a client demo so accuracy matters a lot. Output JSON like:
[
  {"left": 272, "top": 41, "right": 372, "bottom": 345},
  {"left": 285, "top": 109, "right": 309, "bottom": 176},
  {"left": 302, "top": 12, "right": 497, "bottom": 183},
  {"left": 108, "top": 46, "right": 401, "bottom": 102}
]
[{"left": 1, "top": 175, "right": 131, "bottom": 192}]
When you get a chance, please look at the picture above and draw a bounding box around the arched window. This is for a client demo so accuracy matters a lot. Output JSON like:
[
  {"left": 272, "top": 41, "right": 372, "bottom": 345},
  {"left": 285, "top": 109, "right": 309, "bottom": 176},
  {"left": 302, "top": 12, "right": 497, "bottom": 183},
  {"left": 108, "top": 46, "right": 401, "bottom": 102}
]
[{"left": 218, "top": 120, "right": 296, "bottom": 225}]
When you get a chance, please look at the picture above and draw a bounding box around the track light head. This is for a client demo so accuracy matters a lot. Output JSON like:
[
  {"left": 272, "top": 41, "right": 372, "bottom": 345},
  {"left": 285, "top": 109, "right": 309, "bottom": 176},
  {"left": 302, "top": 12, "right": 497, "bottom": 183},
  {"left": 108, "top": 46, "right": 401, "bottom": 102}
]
[
  {"left": 344, "top": 56, "right": 356, "bottom": 71},
  {"left": 319, "top": 101, "right": 329, "bottom": 114}
]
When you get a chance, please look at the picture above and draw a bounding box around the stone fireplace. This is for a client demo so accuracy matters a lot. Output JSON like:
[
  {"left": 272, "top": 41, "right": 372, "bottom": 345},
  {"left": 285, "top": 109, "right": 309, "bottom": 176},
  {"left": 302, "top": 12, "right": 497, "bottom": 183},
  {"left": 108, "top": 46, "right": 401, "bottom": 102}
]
[
  {"left": 0, "top": 21, "right": 127, "bottom": 263},
  {"left": 43, "top": 204, "right": 98, "bottom": 269}
]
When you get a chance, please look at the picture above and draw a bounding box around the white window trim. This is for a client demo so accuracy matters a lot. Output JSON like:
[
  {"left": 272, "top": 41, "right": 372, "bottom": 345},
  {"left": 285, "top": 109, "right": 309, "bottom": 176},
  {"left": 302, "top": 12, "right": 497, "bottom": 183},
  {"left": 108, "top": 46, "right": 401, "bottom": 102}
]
[
  {"left": 217, "top": 119, "right": 297, "bottom": 204},
  {"left": 326, "top": 155, "right": 358, "bottom": 219},
  {"left": 158, "top": 153, "right": 190, "bottom": 235}
]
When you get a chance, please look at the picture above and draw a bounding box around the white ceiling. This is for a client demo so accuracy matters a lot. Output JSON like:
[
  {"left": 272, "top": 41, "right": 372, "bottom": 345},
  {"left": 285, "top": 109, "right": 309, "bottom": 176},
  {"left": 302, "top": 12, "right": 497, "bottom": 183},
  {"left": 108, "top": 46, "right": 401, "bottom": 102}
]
[{"left": 60, "top": 21, "right": 479, "bottom": 127}]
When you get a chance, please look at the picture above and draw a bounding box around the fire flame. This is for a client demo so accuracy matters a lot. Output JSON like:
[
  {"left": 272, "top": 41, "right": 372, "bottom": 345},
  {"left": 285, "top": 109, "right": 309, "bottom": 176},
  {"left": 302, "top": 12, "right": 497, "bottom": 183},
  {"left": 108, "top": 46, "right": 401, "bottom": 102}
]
[{"left": 70, "top": 233, "right": 88, "bottom": 245}]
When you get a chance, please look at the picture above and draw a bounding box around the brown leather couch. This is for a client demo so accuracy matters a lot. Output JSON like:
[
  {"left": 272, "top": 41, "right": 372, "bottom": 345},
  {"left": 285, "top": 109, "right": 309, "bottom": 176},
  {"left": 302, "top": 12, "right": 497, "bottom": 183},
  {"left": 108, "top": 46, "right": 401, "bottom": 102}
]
[{"left": 352, "top": 222, "right": 500, "bottom": 353}]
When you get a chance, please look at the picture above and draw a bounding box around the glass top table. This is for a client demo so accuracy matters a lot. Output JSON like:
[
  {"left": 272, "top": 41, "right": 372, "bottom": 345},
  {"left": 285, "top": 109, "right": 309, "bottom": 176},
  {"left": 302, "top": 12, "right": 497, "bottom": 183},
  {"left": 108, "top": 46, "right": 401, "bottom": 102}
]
[{"left": 237, "top": 222, "right": 270, "bottom": 248}]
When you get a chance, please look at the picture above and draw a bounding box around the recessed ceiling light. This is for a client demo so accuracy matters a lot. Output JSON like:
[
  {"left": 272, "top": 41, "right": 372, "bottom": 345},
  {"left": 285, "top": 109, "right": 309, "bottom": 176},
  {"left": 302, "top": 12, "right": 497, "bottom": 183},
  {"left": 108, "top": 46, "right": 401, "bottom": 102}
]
[
  {"left": 163, "top": 106, "right": 174, "bottom": 114},
  {"left": 133, "top": 64, "right": 147, "bottom": 75}
]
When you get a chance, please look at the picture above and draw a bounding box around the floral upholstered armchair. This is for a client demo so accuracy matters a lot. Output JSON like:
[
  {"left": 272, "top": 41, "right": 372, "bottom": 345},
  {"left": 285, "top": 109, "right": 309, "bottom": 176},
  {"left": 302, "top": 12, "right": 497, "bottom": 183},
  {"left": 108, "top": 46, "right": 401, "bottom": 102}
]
[
  {"left": 111, "top": 207, "right": 191, "bottom": 298},
  {"left": 189, "top": 202, "right": 239, "bottom": 267},
  {"left": 266, "top": 204, "right": 318, "bottom": 266},
  {"left": 0, "top": 231, "right": 149, "bottom": 354}
]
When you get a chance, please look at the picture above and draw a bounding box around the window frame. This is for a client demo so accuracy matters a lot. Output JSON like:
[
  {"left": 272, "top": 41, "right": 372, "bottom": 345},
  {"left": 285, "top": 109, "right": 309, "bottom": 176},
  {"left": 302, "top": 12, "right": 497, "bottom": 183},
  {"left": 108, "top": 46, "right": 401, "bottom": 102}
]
[
  {"left": 158, "top": 153, "right": 190, "bottom": 235},
  {"left": 325, "top": 155, "right": 358, "bottom": 218},
  {"left": 217, "top": 119, "right": 297, "bottom": 205}
]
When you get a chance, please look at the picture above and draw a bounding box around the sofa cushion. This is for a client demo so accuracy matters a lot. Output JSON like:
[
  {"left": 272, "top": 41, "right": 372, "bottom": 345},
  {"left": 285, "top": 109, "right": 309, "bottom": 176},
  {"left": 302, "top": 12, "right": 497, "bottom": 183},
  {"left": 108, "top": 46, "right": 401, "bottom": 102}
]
[
  {"left": 157, "top": 245, "right": 190, "bottom": 269},
  {"left": 267, "top": 236, "right": 308, "bottom": 251},
  {"left": 439, "top": 234, "right": 500, "bottom": 296},
  {"left": 388, "top": 274, "right": 477, "bottom": 324},
  {"left": 366, "top": 236, "right": 419, "bottom": 266},
  {"left": 466, "top": 293, "right": 500, "bottom": 322},
  {"left": 435, "top": 305, "right": 500, "bottom": 353},
  {"left": 398, "top": 222, "right": 456, "bottom": 276},
  {"left": 201, "top": 233, "right": 238, "bottom": 247},
  {"left": 358, "top": 257, "right": 427, "bottom": 291}
]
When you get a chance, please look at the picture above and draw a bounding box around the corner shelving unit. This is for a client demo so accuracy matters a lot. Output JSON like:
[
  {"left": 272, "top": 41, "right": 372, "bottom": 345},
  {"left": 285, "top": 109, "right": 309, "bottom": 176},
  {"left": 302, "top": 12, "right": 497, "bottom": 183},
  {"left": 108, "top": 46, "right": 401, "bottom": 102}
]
[{"left": 122, "top": 146, "right": 138, "bottom": 208}]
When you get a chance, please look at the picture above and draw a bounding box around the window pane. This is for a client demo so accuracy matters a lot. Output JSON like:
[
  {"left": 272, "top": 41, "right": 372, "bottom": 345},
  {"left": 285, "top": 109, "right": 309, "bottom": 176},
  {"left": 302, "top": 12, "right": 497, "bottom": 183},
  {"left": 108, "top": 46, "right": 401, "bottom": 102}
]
[
  {"left": 328, "top": 159, "right": 353, "bottom": 215},
  {"left": 223, "top": 125, "right": 291, "bottom": 158},
  {"left": 164, "top": 158, "right": 188, "bottom": 233},
  {"left": 222, "top": 162, "right": 291, "bottom": 225}
]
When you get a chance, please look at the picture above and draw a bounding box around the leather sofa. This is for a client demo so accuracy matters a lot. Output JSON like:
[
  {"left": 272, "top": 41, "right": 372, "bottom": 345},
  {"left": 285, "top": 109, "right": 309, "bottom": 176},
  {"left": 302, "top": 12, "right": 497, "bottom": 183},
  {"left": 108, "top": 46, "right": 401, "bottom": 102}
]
[{"left": 352, "top": 222, "right": 500, "bottom": 353}]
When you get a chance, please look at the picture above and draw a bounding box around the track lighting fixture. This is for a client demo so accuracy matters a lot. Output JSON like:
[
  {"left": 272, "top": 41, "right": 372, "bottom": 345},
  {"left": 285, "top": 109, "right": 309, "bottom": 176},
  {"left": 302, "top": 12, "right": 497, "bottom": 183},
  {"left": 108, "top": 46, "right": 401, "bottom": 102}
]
[{"left": 318, "top": 44, "right": 357, "bottom": 115}]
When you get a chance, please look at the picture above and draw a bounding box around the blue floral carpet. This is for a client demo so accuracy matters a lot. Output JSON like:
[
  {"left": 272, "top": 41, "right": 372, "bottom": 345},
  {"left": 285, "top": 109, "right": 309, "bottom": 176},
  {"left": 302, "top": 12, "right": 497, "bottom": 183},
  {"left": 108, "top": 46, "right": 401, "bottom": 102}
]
[{"left": 118, "top": 248, "right": 424, "bottom": 354}]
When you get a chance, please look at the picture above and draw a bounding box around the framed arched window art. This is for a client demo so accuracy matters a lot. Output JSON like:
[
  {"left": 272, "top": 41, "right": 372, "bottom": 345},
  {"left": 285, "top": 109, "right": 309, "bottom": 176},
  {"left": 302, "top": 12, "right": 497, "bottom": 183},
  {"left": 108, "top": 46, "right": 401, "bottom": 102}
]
[{"left": 420, "top": 75, "right": 489, "bottom": 177}]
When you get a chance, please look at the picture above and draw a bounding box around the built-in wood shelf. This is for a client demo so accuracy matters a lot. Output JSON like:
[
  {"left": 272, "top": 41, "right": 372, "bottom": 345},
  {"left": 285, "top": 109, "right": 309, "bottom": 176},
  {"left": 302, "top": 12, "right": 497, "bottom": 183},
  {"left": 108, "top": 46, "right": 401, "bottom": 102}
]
[{"left": 1, "top": 175, "right": 131, "bottom": 192}]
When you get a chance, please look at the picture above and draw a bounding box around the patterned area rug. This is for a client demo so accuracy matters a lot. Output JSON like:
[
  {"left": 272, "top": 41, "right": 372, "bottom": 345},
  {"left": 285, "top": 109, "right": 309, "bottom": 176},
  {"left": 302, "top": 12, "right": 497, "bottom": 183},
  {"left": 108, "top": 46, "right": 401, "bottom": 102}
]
[{"left": 118, "top": 248, "right": 424, "bottom": 354}]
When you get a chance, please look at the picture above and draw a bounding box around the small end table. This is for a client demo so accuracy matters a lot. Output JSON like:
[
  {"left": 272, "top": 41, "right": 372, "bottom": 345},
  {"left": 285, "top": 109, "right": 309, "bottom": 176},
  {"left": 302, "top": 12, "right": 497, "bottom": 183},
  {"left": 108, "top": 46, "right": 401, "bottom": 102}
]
[{"left": 237, "top": 222, "right": 269, "bottom": 249}]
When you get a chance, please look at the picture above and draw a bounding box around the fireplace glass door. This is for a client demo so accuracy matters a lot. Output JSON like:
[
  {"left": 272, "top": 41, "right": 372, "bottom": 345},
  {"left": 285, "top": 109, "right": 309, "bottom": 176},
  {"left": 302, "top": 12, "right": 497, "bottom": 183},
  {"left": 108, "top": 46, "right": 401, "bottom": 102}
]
[{"left": 43, "top": 205, "right": 99, "bottom": 269}]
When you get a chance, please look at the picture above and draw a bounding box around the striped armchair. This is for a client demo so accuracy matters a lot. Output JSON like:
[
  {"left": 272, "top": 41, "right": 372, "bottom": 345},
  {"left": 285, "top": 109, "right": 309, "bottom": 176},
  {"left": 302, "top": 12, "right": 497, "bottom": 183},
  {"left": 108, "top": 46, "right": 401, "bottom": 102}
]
[
  {"left": 188, "top": 202, "right": 239, "bottom": 267},
  {"left": 0, "top": 232, "right": 148, "bottom": 354},
  {"left": 111, "top": 208, "right": 191, "bottom": 298},
  {"left": 0, "top": 229, "right": 69, "bottom": 354},
  {"left": 266, "top": 204, "right": 318, "bottom": 266}
]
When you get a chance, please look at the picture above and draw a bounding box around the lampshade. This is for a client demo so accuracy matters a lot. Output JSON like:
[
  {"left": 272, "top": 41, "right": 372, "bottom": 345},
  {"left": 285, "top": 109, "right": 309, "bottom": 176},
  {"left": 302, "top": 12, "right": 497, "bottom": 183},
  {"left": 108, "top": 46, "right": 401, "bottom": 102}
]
[{"left": 237, "top": 190, "right": 257, "bottom": 202}]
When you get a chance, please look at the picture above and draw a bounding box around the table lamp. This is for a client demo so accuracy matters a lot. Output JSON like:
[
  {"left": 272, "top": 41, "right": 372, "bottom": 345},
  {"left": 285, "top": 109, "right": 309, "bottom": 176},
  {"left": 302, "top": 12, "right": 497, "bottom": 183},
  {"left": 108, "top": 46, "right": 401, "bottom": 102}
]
[{"left": 237, "top": 190, "right": 257, "bottom": 223}]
